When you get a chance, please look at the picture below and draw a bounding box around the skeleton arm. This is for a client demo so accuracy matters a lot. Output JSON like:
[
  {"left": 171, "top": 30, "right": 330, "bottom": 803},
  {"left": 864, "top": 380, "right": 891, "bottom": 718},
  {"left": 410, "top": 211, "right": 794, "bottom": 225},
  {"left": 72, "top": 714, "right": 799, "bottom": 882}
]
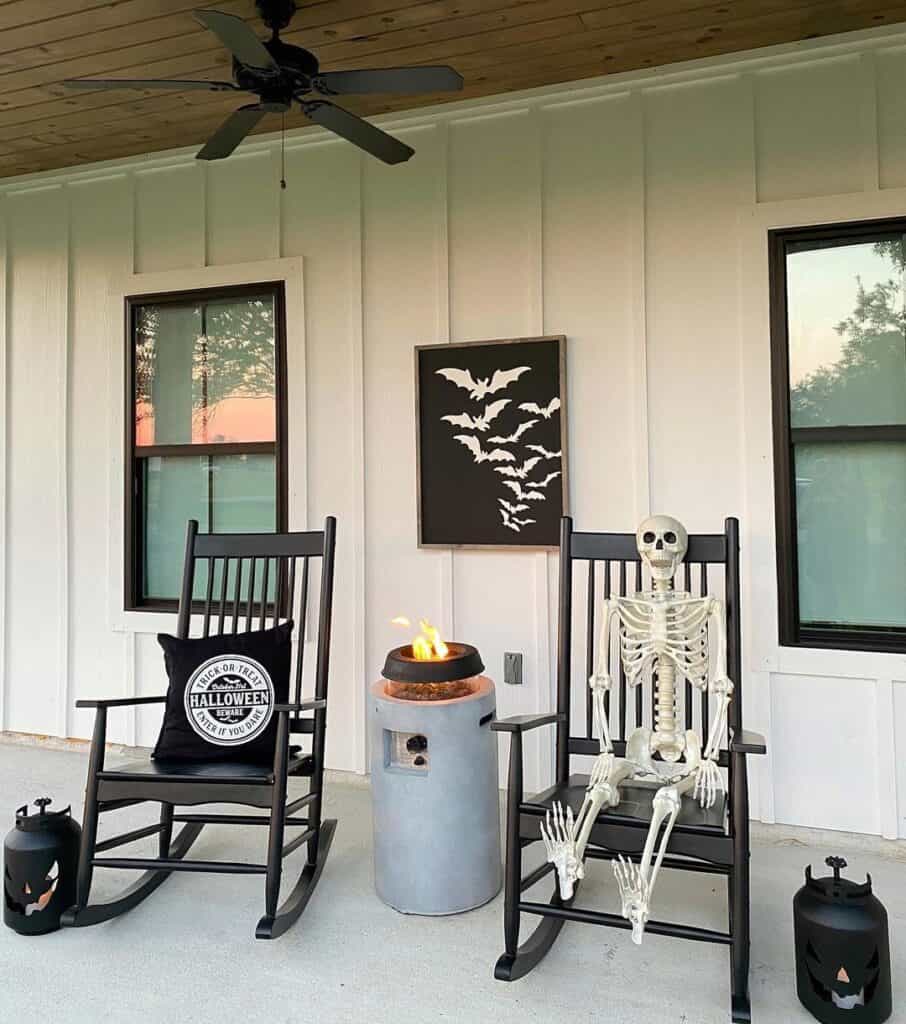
[
  {"left": 588, "top": 598, "right": 617, "bottom": 752},
  {"left": 693, "top": 597, "right": 735, "bottom": 808},
  {"left": 703, "top": 597, "right": 734, "bottom": 759}
]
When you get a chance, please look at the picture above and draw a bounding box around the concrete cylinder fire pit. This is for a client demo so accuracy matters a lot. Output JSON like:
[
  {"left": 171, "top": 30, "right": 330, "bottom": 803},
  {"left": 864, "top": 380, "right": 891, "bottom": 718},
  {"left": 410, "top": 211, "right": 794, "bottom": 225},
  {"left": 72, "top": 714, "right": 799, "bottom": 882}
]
[{"left": 370, "top": 636, "right": 501, "bottom": 915}]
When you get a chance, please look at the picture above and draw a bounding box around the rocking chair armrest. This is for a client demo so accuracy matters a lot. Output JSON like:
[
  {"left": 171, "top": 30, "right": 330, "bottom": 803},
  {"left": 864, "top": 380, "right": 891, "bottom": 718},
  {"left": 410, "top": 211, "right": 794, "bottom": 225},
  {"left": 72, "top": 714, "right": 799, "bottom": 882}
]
[
  {"left": 75, "top": 695, "right": 167, "bottom": 709},
  {"left": 491, "top": 713, "right": 564, "bottom": 734},
  {"left": 730, "top": 728, "right": 767, "bottom": 755},
  {"left": 274, "top": 700, "right": 327, "bottom": 713}
]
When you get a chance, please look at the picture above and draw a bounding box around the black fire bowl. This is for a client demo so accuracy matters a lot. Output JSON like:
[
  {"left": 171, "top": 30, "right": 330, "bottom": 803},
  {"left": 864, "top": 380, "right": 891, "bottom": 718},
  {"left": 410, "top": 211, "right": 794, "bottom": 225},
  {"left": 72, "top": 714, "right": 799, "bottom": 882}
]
[{"left": 382, "top": 642, "right": 484, "bottom": 684}]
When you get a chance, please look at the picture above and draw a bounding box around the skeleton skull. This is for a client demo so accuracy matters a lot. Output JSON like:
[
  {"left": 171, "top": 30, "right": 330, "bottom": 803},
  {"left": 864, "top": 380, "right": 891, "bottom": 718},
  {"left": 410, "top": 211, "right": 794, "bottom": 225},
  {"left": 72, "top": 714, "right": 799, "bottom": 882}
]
[{"left": 636, "top": 515, "right": 688, "bottom": 585}]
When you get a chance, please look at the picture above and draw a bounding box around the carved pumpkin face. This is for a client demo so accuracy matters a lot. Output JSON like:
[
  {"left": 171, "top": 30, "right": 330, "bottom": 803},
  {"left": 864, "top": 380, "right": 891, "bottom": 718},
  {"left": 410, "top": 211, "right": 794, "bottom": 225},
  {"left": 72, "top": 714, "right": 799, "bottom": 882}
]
[
  {"left": 4, "top": 856, "right": 60, "bottom": 917},
  {"left": 800, "top": 932, "right": 884, "bottom": 1016}
]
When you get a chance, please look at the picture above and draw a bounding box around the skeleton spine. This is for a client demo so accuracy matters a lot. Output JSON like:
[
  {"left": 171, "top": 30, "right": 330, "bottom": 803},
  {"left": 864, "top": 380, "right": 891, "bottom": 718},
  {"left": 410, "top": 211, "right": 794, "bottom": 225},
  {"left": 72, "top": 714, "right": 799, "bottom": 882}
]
[
  {"left": 655, "top": 659, "right": 677, "bottom": 737},
  {"left": 652, "top": 575, "right": 677, "bottom": 742}
]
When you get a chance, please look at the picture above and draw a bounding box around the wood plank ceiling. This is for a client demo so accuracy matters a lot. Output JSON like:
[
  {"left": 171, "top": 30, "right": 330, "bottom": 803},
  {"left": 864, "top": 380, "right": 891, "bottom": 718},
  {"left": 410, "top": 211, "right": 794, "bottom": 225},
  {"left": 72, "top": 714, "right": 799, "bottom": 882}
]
[{"left": 0, "top": 0, "right": 905, "bottom": 178}]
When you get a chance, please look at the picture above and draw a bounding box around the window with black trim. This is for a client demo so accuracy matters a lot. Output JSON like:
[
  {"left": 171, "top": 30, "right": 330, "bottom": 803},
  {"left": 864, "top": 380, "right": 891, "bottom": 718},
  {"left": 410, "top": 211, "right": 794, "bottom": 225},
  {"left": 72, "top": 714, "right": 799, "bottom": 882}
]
[
  {"left": 126, "top": 282, "right": 287, "bottom": 610},
  {"left": 770, "top": 219, "right": 906, "bottom": 652}
]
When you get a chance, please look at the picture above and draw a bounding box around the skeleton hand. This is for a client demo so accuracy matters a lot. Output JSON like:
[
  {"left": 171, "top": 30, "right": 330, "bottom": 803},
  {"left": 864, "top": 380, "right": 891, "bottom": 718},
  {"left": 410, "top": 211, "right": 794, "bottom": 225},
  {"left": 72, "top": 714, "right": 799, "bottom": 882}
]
[
  {"left": 588, "top": 671, "right": 613, "bottom": 752},
  {"left": 693, "top": 757, "right": 723, "bottom": 809},
  {"left": 540, "top": 802, "right": 584, "bottom": 901},
  {"left": 613, "top": 856, "right": 651, "bottom": 945}
]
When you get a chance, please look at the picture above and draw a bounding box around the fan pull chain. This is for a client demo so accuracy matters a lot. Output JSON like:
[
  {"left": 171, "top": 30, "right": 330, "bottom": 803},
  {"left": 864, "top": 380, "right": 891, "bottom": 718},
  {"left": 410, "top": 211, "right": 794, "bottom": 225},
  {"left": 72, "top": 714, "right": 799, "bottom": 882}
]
[{"left": 280, "top": 112, "right": 287, "bottom": 190}]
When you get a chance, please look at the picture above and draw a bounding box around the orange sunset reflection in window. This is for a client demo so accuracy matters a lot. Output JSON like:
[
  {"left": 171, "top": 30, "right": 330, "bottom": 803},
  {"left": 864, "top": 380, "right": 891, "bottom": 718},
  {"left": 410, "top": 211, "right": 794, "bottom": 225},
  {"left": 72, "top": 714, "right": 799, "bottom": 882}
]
[{"left": 135, "top": 396, "right": 275, "bottom": 446}]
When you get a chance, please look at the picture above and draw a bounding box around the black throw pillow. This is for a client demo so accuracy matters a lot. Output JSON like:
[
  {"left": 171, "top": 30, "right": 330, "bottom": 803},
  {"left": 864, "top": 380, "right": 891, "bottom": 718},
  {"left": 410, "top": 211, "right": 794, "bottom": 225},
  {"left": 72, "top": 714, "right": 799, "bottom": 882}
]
[{"left": 153, "top": 621, "right": 293, "bottom": 763}]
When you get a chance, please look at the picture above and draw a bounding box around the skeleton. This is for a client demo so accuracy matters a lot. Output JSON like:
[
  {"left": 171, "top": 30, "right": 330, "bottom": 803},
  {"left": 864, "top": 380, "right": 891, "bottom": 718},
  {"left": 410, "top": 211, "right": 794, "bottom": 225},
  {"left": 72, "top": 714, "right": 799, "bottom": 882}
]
[{"left": 540, "top": 515, "right": 734, "bottom": 943}]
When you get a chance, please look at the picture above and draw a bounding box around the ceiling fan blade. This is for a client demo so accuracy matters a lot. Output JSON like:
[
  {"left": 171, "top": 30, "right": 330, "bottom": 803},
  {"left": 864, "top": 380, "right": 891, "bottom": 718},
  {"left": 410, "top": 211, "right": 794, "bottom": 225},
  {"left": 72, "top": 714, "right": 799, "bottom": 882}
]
[
  {"left": 302, "top": 100, "right": 414, "bottom": 165},
  {"left": 196, "top": 104, "right": 267, "bottom": 161},
  {"left": 193, "top": 9, "right": 279, "bottom": 72},
  {"left": 63, "top": 77, "right": 239, "bottom": 92},
  {"left": 313, "top": 66, "right": 463, "bottom": 96}
]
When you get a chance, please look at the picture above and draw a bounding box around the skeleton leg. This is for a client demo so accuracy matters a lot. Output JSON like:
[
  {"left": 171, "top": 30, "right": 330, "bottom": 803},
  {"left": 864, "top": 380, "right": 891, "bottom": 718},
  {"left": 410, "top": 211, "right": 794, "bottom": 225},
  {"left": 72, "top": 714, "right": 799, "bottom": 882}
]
[
  {"left": 541, "top": 753, "right": 636, "bottom": 900},
  {"left": 613, "top": 770, "right": 698, "bottom": 944}
]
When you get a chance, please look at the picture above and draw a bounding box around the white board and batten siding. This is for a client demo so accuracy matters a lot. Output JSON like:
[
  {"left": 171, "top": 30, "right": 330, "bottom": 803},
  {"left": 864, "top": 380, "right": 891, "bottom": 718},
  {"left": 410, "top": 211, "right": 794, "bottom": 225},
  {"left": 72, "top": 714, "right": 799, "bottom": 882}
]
[{"left": 2, "top": 26, "right": 906, "bottom": 837}]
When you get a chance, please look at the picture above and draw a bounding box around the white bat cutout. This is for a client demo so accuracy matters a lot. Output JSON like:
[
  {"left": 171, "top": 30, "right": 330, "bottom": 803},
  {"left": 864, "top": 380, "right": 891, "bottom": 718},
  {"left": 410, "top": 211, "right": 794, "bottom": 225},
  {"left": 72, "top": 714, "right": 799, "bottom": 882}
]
[
  {"left": 518, "top": 397, "right": 561, "bottom": 419},
  {"left": 524, "top": 471, "right": 561, "bottom": 489},
  {"left": 453, "top": 434, "right": 515, "bottom": 464},
  {"left": 525, "top": 444, "right": 561, "bottom": 460},
  {"left": 494, "top": 456, "right": 542, "bottom": 480},
  {"left": 499, "top": 506, "right": 536, "bottom": 533},
  {"left": 499, "top": 507, "right": 521, "bottom": 533},
  {"left": 488, "top": 419, "right": 538, "bottom": 444},
  {"left": 499, "top": 499, "right": 530, "bottom": 514},
  {"left": 501, "top": 479, "right": 546, "bottom": 502},
  {"left": 437, "top": 366, "right": 531, "bottom": 401},
  {"left": 441, "top": 399, "right": 509, "bottom": 432}
]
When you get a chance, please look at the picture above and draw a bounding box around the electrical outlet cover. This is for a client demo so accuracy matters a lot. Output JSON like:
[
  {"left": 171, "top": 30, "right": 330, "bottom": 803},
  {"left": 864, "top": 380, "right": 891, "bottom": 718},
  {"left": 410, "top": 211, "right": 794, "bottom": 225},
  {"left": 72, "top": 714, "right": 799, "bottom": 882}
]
[{"left": 504, "top": 652, "right": 523, "bottom": 685}]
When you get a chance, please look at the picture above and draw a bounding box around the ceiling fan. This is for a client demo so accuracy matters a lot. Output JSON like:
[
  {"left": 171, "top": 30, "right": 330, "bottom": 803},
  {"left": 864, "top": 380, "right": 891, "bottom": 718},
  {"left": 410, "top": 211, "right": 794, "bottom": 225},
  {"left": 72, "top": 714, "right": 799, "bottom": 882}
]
[{"left": 63, "top": 0, "right": 464, "bottom": 164}]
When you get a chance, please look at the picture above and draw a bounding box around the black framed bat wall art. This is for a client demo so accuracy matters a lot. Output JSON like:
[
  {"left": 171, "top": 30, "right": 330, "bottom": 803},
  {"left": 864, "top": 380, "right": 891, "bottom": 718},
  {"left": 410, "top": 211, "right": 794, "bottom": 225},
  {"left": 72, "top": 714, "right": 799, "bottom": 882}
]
[{"left": 416, "top": 336, "right": 568, "bottom": 548}]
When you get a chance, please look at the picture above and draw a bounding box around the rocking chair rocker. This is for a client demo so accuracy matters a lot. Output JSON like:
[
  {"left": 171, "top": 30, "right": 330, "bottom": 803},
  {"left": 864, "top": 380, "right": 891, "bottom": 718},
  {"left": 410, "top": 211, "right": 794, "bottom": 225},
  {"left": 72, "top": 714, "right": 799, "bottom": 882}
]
[
  {"left": 492, "top": 517, "right": 766, "bottom": 1022},
  {"left": 61, "top": 517, "right": 337, "bottom": 939}
]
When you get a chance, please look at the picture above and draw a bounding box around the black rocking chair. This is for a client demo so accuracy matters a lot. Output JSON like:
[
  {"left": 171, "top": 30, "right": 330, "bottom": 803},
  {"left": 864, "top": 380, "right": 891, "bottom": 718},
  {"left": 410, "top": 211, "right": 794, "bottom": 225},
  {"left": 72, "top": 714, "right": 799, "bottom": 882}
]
[
  {"left": 492, "top": 516, "right": 766, "bottom": 1022},
  {"left": 62, "top": 517, "right": 337, "bottom": 939}
]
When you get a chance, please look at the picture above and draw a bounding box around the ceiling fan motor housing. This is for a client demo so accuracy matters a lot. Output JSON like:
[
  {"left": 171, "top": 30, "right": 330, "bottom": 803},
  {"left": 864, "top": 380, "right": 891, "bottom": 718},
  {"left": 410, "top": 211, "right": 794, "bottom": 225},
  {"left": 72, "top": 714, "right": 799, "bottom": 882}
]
[{"left": 233, "top": 39, "right": 319, "bottom": 100}]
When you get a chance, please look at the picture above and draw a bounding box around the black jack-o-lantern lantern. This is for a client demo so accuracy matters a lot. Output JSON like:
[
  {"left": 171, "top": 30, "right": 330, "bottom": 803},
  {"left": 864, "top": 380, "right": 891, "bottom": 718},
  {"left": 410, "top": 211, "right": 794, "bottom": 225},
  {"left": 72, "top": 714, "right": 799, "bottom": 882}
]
[
  {"left": 794, "top": 856, "right": 892, "bottom": 1023},
  {"left": 4, "top": 798, "right": 81, "bottom": 936}
]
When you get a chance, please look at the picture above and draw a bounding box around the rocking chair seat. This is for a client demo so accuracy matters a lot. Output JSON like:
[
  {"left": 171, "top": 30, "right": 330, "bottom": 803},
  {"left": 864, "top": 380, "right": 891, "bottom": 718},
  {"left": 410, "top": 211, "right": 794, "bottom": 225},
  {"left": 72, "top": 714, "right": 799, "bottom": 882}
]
[
  {"left": 530, "top": 773, "right": 728, "bottom": 833},
  {"left": 99, "top": 754, "right": 315, "bottom": 785}
]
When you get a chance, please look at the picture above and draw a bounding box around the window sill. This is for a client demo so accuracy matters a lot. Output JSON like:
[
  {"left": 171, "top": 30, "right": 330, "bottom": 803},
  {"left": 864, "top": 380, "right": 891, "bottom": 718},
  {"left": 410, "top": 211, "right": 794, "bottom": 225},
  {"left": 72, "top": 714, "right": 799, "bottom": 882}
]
[
  {"left": 113, "top": 608, "right": 181, "bottom": 635},
  {"left": 783, "top": 626, "right": 906, "bottom": 656}
]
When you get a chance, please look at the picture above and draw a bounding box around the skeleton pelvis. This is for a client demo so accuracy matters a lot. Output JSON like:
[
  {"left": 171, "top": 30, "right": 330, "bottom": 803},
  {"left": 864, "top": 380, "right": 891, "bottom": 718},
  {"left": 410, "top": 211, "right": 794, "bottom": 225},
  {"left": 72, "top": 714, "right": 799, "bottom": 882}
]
[
  {"left": 628, "top": 728, "right": 702, "bottom": 777},
  {"left": 650, "top": 729, "right": 686, "bottom": 762}
]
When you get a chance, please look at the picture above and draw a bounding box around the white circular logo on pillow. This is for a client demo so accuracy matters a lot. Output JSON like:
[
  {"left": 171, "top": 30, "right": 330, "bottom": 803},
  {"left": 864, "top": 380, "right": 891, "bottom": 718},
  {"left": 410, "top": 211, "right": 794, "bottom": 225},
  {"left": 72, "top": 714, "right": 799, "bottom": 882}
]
[{"left": 184, "top": 655, "right": 275, "bottom": 747}]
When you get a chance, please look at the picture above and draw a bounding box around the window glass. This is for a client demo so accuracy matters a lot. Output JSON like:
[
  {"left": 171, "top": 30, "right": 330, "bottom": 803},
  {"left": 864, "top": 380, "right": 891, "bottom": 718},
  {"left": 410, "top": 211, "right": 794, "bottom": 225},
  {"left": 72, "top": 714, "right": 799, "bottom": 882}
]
[
  {"left": 788, "top": 239, "right": 906, "bottom": 428},
  {"left": 774, "top": 223, "right": 906, "bottom": 650},
  {"left": 141, "top": 453, "right": 277, "bottom": 602},
  {"left": 142, "top": 456, "right": 209, "bottom": 601},
  {"left": 135, "top": 294, "right": 276, "bottom": 446},
  {"left": 212, "top": 452, "right": 277, "bottom": 533},
  {"left": 130, "top": 284, "right": 283, "bottom": 608},
  {"left": 795, "top": 442, "right": 906, "bottom": 628}
]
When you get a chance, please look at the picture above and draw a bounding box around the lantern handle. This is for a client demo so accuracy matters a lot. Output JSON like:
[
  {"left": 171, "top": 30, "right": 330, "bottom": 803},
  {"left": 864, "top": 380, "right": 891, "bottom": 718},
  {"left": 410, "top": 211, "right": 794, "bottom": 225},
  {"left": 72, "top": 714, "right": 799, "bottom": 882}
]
[{"left": 825, "top": 855, "right": 847, "bottom": 883}]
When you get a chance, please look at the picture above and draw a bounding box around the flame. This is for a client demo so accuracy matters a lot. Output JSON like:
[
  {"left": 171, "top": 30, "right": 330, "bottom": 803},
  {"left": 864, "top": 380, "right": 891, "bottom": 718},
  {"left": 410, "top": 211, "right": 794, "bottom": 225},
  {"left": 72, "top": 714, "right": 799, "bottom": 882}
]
[{"left": 391, "top": 615, "right": 449, "bottom": 660}]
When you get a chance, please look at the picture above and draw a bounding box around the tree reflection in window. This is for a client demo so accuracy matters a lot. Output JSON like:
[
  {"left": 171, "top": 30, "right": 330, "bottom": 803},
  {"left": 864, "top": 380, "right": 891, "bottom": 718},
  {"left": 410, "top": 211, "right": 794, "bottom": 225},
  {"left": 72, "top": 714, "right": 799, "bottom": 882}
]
[{"left": 134, "top": 295, "right": 276, "bottom": 446}]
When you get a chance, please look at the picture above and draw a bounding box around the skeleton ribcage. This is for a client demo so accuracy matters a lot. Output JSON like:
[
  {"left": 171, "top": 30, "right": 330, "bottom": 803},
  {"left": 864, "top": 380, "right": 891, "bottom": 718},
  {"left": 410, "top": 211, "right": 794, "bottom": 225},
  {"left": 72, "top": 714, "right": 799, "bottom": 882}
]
[{"left": 617, "top": 595, "right": 711, "bottom": 691}]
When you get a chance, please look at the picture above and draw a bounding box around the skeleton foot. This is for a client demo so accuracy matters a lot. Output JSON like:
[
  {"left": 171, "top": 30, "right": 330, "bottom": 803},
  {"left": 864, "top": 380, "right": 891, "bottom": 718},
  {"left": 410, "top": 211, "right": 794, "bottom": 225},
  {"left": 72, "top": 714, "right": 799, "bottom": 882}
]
[
  {"left": 588, "top": 752, "right": 619, "bottom": 807},
  {"left": 613, "top": 856, "right": 650, "bottom": 944},
  {"left": 693, "top": 758, "right": 723, "bottom": 809},
  {"left": 540, "top": 803, "right": 584, "bottom": 900}
]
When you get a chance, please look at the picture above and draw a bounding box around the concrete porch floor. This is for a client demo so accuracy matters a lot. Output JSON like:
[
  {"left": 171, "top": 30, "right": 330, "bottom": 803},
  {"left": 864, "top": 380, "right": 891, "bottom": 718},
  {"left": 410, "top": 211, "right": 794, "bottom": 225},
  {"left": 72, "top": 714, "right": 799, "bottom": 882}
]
[{"left": 1, "top": 740, "right": 903, "bottom": 1023}]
